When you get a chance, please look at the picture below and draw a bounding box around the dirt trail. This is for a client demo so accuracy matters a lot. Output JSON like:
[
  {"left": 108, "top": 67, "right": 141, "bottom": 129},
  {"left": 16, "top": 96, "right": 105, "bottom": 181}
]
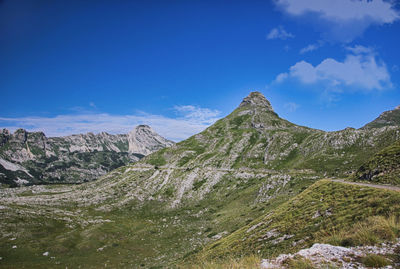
[{"left": 331, "top": 179, "right": 400, "bottom": 192}]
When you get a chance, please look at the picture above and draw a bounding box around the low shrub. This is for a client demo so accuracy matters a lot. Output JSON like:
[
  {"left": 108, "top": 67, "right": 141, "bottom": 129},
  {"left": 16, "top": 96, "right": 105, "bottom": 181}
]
[{"left": 361, "top": 254, "right": 391, "bottom": 268}]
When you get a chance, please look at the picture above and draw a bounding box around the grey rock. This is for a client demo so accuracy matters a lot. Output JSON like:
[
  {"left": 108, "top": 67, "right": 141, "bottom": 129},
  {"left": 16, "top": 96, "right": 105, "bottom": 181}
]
[
  {"left": 128, "top": 125, "right": 174, "bottom": 155},
  {"left": 239, "top": 91, "right": 274, "bottom": 111}
]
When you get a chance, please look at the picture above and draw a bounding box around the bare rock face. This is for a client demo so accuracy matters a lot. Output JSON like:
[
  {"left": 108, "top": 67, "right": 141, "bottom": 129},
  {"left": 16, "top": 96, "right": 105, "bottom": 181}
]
[
  {"left": 0, "top": 126, "right": 174, "bottom": 187},
  {"left": 128, "top": 125, "right": 174, "bottom": 155},
  {"left": 239, "top": 91, "right": 274, "bottom": 111}
]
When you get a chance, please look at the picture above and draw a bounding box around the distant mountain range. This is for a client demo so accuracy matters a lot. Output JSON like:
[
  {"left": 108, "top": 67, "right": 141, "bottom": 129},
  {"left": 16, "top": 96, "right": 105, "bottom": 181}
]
[{"left": 0, "top": 125, "right": 174, "bottom": 187}]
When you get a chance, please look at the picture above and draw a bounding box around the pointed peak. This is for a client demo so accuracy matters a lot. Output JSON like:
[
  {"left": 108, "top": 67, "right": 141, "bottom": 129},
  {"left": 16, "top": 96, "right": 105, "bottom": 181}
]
[
  {"left": 395, "top": 105, "right": 400, "bottom": 110},
  {"left": 239, "top": 91, "right": 273, "bottom": 111},
  {"left": 130, "top": 125, "right": 155, "bottom": 135},
  {"left": 136, "top": 124, "right": 151, "bottom": 129},
  {"left": 132, "top": 125, "right": 153, "bottom": 132}
]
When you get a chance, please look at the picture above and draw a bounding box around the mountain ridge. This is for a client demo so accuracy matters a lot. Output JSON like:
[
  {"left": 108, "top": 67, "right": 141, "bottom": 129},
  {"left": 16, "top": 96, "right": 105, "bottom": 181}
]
[{"left": 0, "top": 125, "right": 174, "bottom": 186}]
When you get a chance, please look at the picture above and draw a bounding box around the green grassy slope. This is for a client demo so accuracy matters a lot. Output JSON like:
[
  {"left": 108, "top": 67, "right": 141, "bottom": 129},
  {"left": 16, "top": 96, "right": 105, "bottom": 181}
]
[
  {"left": 145, "top": 93, "right": 400, "bottom": 178},
  {"left": 353, "top": 140, "right": 400, "bottom": 186},
  {"left": 194, "top": 180, "right": 400, "bottom": 261}
]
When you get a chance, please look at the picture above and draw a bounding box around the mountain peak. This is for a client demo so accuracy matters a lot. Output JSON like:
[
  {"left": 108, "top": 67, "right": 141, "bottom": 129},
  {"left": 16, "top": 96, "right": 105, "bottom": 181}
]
[
  {"left": 128, "top": 125, "right": 174, "bottom": 155},
  {"left": 239, "top": 91, "right": 273, "bottom": 111},
  {"left": 135, "top": 124, "right": 152, "bottom": 130}
]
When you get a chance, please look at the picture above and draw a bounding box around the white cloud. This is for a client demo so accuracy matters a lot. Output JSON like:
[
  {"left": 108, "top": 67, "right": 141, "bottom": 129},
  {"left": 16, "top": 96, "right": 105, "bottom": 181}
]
[
  {"left": 345, "top": 44, "right": 374, "bottom": 54},
  {"left": 300, "top": 40, "right": 324, "bottom": 54},
  {"left": 275, "top": 0, "right": 400, "bottom": 42},
  {"left": 300, "top": 44, "right": 319, "bottom": 54},
  {"left": 284, "top": 102, "right": 300, "bottom": 112},
  {"left": 267, "top": 26, "right": 294, "bottom": 40},
  {"left": 0, "top": 106, "right": 222, "bottom": 142},
  {"left": 277, "top": 0, "right": 399, "bottom": 22},
  {"left": 275, "top": 72, "right": 289, "bottom": 83},
  {"left": 172, "top": 105, "right": 220, "bottom": 124},
  {"left": 276, "top": 47, "right": 391, "bottom": 91}
]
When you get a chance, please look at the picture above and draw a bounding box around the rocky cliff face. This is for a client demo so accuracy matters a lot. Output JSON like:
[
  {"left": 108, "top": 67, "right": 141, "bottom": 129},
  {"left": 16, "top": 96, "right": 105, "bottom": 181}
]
[
  {"left": 0, "top": 126, "right": 173, "bottom": 187},
  {"left": 128, "top": 125, "right": 174, "bottom": 155}
]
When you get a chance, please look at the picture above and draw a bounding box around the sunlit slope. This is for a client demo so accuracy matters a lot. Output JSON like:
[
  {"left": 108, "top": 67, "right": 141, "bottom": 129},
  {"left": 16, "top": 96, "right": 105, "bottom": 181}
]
[
  {"left": 195, "top": 179, "right": 400, "bottom": 261},
  {"left": 354, "top": 140, "right": 400, "bottom": 186}
]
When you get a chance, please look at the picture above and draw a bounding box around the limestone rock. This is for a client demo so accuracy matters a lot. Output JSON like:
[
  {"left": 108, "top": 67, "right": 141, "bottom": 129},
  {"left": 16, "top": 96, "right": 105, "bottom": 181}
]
[
  {"left": 128, "top": 125, "right": 174, "bottom": 155},
  {"left": 0, "top": 126, "right": 173, "bottom": 186}
]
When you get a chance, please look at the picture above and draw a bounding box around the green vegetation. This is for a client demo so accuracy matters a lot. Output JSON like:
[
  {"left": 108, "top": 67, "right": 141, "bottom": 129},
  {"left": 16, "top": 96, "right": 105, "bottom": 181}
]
[
  {"left": 192, "top": 178, "right": 207, "bottom": 190},
  {"left": 146, "top": 153, "right": 167, "bottom": 166},
  {"left": 163, "top": 185, "right": 175, "bottom": 197},
  {"left": 354, "top": 140, "right": 400, "bottom": 185},
  {"left": 283, "top": 257, "right": 315, "bottom": 269},
  {"left": 325, "top": 215, "right": 400, "bottom": 247},
  {"left": 195, "top": 180, "right": 400, "bottom": 260},
  {"left": 180, "top": 255, "right": 261, "bottom": 269},
  {"left": 0, "top": 172, "right": 318, "bottom": 268},
  {"left": 360, "top": 254, "right": 392, "bottom": 267}
]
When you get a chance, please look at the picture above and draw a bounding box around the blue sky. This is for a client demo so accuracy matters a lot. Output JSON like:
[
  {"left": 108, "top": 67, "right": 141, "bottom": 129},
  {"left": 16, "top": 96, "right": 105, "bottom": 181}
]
[{"left": 1, "top": 0, "right": 400, "bottom": 141}]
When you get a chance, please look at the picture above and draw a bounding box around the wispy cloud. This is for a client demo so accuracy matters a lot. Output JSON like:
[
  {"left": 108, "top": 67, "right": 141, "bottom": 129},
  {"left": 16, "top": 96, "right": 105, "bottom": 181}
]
[
  {"left": 284, "top": 102, "right": 300, "bottom": 112},
  {"left": 300, "top": 40, "right": 324, "bottom": 54},
  {"left": 172, "top": 105, "right": 220, "bottom": 124},
  {"left": 275, "top": 0, "right": 400, "bottom": 42},
  {"left": 275, "top": 45, "right": 391, "bottom": 91},
  {"left": 345, "top": 45, "right": 374, "bottom": 55},
  {"left": 267, "top": 26, "right": 294, "bottom": 40},
  {"left": 0, "top": 106, "right": 222, "bottom": 142}
]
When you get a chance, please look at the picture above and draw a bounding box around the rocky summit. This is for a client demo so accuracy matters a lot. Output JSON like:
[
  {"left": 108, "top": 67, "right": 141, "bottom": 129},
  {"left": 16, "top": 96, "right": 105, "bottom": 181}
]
[
  {"left": 0, "top": 92, "right": 399, "bottom": 268},
  {"left": 128, "top": 125, "right": 174, "bottom": 155},
  {"left": 0, "top": 125, "right": 173, "bottom": 187},
  {"left": 239, "top": 91, "right": 274, "bottom": 111}
]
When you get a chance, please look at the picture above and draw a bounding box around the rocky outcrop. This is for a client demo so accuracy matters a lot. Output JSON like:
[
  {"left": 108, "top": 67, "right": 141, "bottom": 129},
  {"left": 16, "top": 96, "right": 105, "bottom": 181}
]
[
  {"left": 261, "top": 240, "right": 400, "bottom": 269},
  {"left": 0, "top": 126, "right": 173, "bottom": 187},
  {"left": 239, "top": 91, "right": 274, "bottom": 111}
]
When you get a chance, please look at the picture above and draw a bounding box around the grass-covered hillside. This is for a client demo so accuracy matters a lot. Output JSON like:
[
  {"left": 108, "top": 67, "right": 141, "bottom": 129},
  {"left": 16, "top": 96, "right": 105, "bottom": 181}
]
[
  {"left": 145, "top": 92, "right": 400, "bottom": 180},
  {"left": 354, "top": 140, "right": 400, "bottom": 186},
  {"left": 194, "top": 180, "right": 400, "bottom": 262}
]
